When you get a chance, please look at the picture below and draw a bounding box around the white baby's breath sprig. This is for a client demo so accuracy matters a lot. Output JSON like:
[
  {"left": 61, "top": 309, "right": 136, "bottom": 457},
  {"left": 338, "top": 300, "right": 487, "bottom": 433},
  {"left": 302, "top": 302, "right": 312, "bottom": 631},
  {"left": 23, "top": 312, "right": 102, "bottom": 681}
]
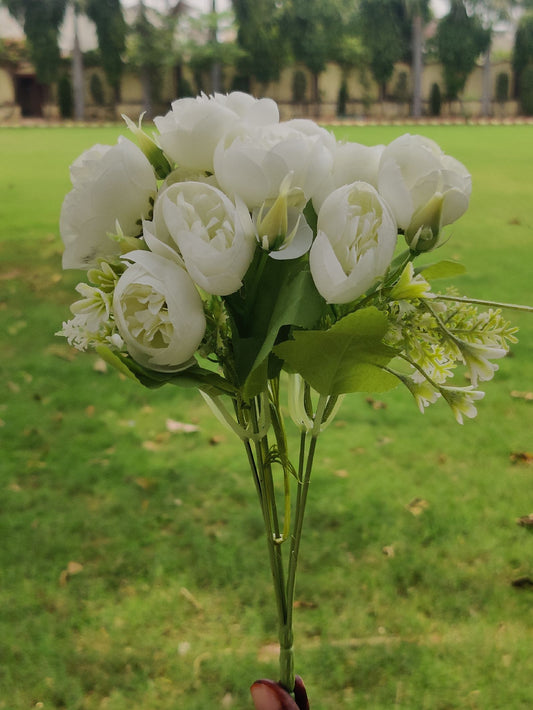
[{"left": 57, "top": 282, "right": 115, "bottom": 351}]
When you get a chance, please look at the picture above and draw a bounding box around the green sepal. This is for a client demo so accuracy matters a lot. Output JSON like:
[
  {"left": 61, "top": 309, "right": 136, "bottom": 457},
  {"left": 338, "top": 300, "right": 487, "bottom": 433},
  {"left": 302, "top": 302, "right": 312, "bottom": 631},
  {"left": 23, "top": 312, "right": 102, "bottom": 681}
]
[
  {"left": 122, "top": 113, "right": 172, "bottom": 180},
  {"left": 273, "top": 307, "right": 399, "bottom": 396}
]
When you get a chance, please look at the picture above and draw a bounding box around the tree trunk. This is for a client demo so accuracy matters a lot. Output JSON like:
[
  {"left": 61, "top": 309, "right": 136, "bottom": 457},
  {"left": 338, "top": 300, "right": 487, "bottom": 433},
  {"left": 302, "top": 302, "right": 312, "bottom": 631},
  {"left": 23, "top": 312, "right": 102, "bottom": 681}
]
[
  {"left": 411, "top": 12, "right": 423, "bottom": 118},
  {"left": 72, "top": 4, "right": 85, "bottom": 121},
  {"left": 481, "top": 44, "right": 492, "bottom": 118}
]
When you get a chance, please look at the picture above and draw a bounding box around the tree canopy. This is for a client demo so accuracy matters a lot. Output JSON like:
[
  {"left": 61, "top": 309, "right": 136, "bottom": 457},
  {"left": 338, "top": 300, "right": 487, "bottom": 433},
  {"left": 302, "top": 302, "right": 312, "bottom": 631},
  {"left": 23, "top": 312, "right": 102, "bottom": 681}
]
[
  {"left": 436, "top": 0, "right": 490, "bottom": 100},
  {"left": 3, "top": 0, "right": 67, "bottom": 85},
  {"left": 231, "top": 0, "right": 287, "bottom": 86},
  {"left": 358, "top": 0, "right": 411, "bottom": 98},
  {"left": 280, "top": 0, "right": 344, "bottom": 100},
  {"left": 85, "top": 0, "right": 126, "bottom": 99},
  {"left": 513, "top": 11, "right": 533, "bottom": 96}
]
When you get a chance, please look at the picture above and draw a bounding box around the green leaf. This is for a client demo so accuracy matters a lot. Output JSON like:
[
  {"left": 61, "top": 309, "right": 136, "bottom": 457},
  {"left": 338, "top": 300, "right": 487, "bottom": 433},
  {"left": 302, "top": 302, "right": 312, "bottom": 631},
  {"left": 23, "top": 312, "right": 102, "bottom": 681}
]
[
  {"left": 242, "top": 358, "right": 269, "bottom": 401},
  {"left": 303, "top": 199, "right": 318, "bottom": 235},
  {"left": 418, "top": 259, "right": 466, "bottom": 280},
  {"left": 273, "top": 307, "right": 398, "bottom": 396},
  {"left": 225, "top": 249, "right": 328, "bottom": 394},
  {"left": 95, "top": 346, "right": 234, "bottom": 397},
  {"left": 95, "top": 346, "right": 141, "bottom": 383}
]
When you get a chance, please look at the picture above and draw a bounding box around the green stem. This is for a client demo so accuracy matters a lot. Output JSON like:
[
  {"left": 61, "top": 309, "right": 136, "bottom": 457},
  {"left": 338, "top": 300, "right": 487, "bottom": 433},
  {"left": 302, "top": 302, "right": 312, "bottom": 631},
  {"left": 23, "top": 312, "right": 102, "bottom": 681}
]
[
  {"left": 286, "top": 433, "right": 317, "bottom": 631},
  {"left": 239, "top": 388, "right": 330, "bottom": 695},
  {"left": 249, "top": 396, "right": 292, "bottom": 689},
  {"left": 434, "top": 293, "right": 533, "bottom": 313},
  {"left": 269, "top": 377, "right": 292, "bottom": 541},
  {"left": 284, "top": 396, "right": 327, "bottom": 679}
]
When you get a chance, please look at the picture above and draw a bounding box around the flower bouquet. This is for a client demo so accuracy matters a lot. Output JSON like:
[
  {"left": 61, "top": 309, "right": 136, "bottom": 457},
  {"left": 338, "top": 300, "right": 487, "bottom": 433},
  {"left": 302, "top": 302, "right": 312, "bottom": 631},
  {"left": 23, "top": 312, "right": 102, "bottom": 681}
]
[{"left": 58, "top": 92, "right": 524, "bottom": 708}]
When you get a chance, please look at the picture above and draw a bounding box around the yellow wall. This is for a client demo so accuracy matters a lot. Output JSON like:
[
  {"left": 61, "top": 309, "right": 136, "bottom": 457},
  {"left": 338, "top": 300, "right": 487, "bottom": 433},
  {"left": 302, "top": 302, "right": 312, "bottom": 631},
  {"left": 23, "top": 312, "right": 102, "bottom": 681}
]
[
  {"left": 0, "top": 65, "right": 21, "bottom": 120},
  {"left": 0, "top": 56, "right": 523, "bottom": 123},
  {"left": 0, "top": 66, "right": 14, "bottom": 102}
]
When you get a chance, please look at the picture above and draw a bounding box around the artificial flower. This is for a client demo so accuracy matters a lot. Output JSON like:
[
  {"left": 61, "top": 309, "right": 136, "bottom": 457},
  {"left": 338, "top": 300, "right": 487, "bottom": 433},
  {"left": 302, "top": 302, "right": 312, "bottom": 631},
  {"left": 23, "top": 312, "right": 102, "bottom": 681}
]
[
  {"left": 154, "top": 91, "right": 279, "bottom": 173},
  {"left": 309, "top": 181, "right": 397, "bottom": 303},
  {"left": 377, "top": 134, "right": 471, "bottom": 251},
  {"left": 60, "top": 138, "right": 157, "bottom": 269},
  {"left": 313, "top": 140, "right": 384, "bottom": 211},
  {"left": 213, "top": 120, "right": 333, "bottom": 208},
  {"left": 148, "top": 181, "right": 256, "bottom": 296},
  {"left": 113, "top": 250, "right": 206, "bottom": 372}
]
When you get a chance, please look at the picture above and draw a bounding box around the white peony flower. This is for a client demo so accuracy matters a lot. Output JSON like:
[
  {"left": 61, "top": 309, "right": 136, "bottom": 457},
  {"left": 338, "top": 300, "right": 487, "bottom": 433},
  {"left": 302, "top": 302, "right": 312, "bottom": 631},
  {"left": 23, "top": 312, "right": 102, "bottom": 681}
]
[
  {"left": 213, "top": 121, "right": 334, "bottom": 209},
  {"left": 313, "top": 141, "right": 385, "bottom": 211},
  {"left": 113, "top": 251, "right": 206, "bottom": 372},
  {"left": 377, "top": 134, "right": 471, "bottom": 251},
  {"left": 146, "top": 181, "right": 256, "bottom": 296},
  {"left": 60, "top": 137, "right": 157, "bottom": 269},
  {"left": 309, "top": 181, "right": 397, "bottom": 304},
  {"left": 153, "top": 91, "right": 279, "bottom": 173}
]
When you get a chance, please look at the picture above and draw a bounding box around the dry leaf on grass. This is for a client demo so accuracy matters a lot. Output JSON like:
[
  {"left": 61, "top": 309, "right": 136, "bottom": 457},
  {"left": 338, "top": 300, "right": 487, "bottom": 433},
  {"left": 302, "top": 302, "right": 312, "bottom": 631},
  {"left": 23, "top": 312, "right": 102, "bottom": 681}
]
[
  {"left": 59, "top": 561, "right": 84, "bottom": 586},
  {"left": 293, "top": 600, "right": 317, "bottom": 609},
  {"left": 133, "top": 476, "right": 157, "bottom": 491},
  {"left": 221, "top": 693, "right": 234, "bottom": 708},
  {"left": 93, "top": 358, "right": 108, "bottom": 373},
  {"left": 334, "top": 469, "right": 349, "bottom": 478},
  {"left": 7, "top": 320, "right": 27, "bottom": 336},
  {"left": 180, "top": 586, "right": 203, "bottom": 611},
  {"left": 45, "top": 344, "right": 77, "bottom": 361},
  {"left": 510, "top": 451, "right": 533, "bottom": 465},
  {"left": 406, "top": 497, "right": 430, "bottom": 516},
  {"left": 166, "top": 418, "right": 199, "bottom": 433},
  {"left": 366, "top": 397, "right": 387, "bottom": 410},
  {"left": 517, "top": 514, "right": 533, "bottom": 528},
  {"left": 510, "top": 390, "right": 533, "bottom": 401}
]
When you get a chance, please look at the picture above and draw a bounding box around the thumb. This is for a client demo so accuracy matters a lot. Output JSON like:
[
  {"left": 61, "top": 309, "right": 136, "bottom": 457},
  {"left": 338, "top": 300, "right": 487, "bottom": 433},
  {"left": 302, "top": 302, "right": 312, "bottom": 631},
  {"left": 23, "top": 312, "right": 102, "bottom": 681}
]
[{"left": 250, "top": 679, "right": 300, "bottom": 710}]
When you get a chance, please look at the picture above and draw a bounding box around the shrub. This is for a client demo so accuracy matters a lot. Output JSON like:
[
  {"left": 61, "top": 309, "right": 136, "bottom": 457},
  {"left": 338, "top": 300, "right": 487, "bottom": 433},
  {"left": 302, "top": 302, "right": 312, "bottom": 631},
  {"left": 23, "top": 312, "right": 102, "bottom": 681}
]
[
  {"left": 495, "top": 72, "right": 509, "bottom": 104},
  {"left": 292, "top": 70, "right": 307, "bottom": 103},
  {"left": 520, "top": 62, "right": 533, "bottom": 115},
  {"left": 231, "top": 74, "right": 250, "bottom": 93},
  {"left": 89, "top": 72, "right": 105, "bottom": 106},
  {"left": 58, "top": 74, "right": 73, "bottom": 119},
  {"left": 337, "top": 80, "right": 348, "bottom": 116},
  {"left": 177, "top": 75, "right": 195, "bottom": 98},
  {"left": 429, "top": 82, "right": 441, "bottom": 116},
  {"left": 394, "top": 71, "right": 410, "bottom": 104}
]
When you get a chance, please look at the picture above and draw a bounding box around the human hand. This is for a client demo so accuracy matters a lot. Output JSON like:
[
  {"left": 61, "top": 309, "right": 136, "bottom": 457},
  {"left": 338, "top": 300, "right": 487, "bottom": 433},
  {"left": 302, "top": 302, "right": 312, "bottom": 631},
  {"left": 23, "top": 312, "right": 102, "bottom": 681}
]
[{"left": 250, "top": 676, "right": 309, "bottom": 710}]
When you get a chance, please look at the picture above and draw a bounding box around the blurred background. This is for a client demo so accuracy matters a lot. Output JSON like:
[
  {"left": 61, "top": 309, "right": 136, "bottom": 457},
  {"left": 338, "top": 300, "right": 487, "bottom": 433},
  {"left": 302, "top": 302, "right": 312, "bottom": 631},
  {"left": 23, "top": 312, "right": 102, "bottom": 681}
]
[{"left": 1, "top": 0, "right": 533, "bottom": 123}]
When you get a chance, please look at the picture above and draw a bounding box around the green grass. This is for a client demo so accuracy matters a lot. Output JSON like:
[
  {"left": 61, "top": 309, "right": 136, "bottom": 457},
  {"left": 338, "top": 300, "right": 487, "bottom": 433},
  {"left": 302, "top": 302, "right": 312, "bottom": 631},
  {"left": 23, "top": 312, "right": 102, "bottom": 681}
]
[{"left": 1, "top": 124, "right": 533, "bottom": 709}]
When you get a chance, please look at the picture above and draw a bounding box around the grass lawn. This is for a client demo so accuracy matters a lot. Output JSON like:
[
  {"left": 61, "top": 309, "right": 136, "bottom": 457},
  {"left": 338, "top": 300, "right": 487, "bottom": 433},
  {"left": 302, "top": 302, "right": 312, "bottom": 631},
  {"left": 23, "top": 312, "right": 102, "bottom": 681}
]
[{"left": 0, "top": 123, "right": 532, "bottom": 710}]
